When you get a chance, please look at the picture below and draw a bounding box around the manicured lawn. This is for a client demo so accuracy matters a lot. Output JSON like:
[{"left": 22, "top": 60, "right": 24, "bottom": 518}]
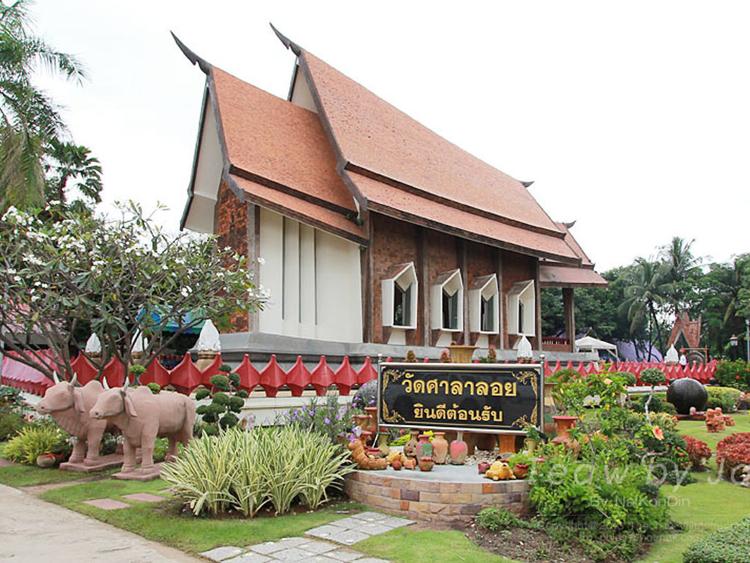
[
  {"left": 0, "top": 442, "right": 112, "bottom": 487},
  {"left": 40, "top": 478, "right": 366, "bottom": 554},
  {"left": 357, "top": 527, "right": 511, "bottom": 563},
  {"left": 639, "top": 412, "right": 750, "bottom": 563}
]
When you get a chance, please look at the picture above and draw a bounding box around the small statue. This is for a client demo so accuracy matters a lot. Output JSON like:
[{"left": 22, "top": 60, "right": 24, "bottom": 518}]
[
  {"left": 485, "top": 460, "right": 516, "bottom": 481},
  {"left": 348, "top": 439, "right": 387, "bottom": 470}
]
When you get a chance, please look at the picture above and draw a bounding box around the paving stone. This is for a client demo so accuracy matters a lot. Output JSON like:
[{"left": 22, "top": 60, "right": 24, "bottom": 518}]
[
  {"left": 353, "top": 559, "right": 389, "bottom": 563},
  {"left": 326, "top": 549, "right": 364, "bottom": 561},
  {"left": 329, "top": 518, "right": 360, "bottom": 530},
  {"left": 224, "top": 554, "right": 271, "bottom": 563},
  {"left": 358, "top": 523, "right": 392, "bottom": 536},
  {"left": 306, "top": 524, "right": 345, "bottom": 540},
  {"left": 200, "top": 546, "right": 244, "bottom": 561},
  {"left": 332, "top": 530, "right": 370, "bottom": 546},
  {"left": 350, "top": 511, "right": 388, "bottom": 523},
  {"left": 297, "top": 540, "right": 338, "bottom": 555},
  {"left": 271, "top": 547, "right": 312, "bottom": 561},
  {"left": 304, "top": 557, "right": 339, "bottom": 563},
  {"left": 250, "top": 538, "right": 306, "bottom": 555},
  {"left": 82, "top": 498, "right": 130, "bottom": 510},
  {"left": 378, "top": 516, "right": 414, "bottom": 529},
  {"left": 122, "top": 493, "right": 165, "bottom": 503}
]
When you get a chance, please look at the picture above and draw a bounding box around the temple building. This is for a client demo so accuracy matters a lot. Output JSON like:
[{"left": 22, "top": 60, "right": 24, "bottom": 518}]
[{"left": 174, "top": 27, "right": 606, "bottom": 362}]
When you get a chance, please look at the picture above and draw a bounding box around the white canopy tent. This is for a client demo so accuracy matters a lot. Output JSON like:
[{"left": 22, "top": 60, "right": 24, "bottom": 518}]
[{"left": 575, "top": 336, "right": 619, "bottom": 360}]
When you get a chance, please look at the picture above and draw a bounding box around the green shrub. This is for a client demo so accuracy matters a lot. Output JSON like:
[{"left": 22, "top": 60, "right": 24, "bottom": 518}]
[
  {"left": 162, "top": 426, "right": 353, "bottom": 517},
  {"left": 683, "top": 516, "right": 750, "bottom": 563},
  {"left": 195, "top": 366, "right": 245, "bottom": 434},
  {"left": 476, "top": 507, "right": 533, "bottom": 531},
  {"left": 281, "top": 394, "right": 358, "bottom": 447},
  {"left": 641, "top": 368, "right": 666, "bottom": 386},
  {"left": 0, "top": 411, "right": 26, "bottom": 441},
  {"left": 706, "top": 386, "right": 742, "bottom": 413},
  {"left": 146, "top": 382, "right": 161, "bottom": 394},
  {"left": 630, "top": 392, "right": 677, "bottom": 414},
  {"left": 714, "top": 360, "right": 750, "bottom": 391},
  {"left": 0, "top": 385, "right": 24, "bottom": 409},
  {"left": 352, "top": 379, "right": 376, "bottom": 410},
  {"left": 4, "top": 423, "right": 69, "bottom": 465}
]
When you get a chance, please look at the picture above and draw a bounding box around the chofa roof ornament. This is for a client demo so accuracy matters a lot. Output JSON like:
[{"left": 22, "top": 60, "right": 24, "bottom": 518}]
[
  {"left": 195, "top": 319, "right": 221, "bottom": 353},
  {"left": 516, "top": 336, "right": 533, "bottom": 361}
]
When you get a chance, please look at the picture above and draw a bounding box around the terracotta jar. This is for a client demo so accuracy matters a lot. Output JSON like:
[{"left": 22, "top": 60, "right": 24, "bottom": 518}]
[
  {"left": 415, "top": 434, "right": 433, "bottom": 459},
  {"left": 432, "top": 432, "right": 449, "bottom": 464},
  {"left": 418, "top": 456, "right": 434, "bottom": 472},
  {"left": 354, "top": 414, "right": 371, "bottom": 430},
  {"left": 364, "top": 406, "right": 378, "bottom": 435},
  {"left": 513, "top": 463, "right": 529, "bottom": 479},
  {"left": 551, "top": 415, "right": 578, "bottom": 446},
  {"left": 449, "top": 431, "right": 468, "bottom": 465},
  {"left": 360, "top": 430, "right": 374, "bottom": 447},
  {"left": 403, "top": 457, "right": 417, "bottom": 470},
  {"left": 404, "top": 430, "right": 420, "bottom": 459}
]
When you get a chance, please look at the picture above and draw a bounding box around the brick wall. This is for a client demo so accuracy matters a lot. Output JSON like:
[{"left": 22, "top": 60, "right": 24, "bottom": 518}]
[{"left": 214, "top": 181, "right": 250, "bottom": 332}]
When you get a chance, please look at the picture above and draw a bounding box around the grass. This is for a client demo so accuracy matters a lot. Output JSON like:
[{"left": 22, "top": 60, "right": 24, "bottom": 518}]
[
  {"left": 0, "top": 441, "right": 112, "bottom": 487},
  {"left": 639, "top": 412, "right": 750, "bottom": 562},
  {"left": 357, "top": 527, "right": 511, "bottom": 563},
  {"left": 39, "top": 478, "right": 366, "bottom": 554}
]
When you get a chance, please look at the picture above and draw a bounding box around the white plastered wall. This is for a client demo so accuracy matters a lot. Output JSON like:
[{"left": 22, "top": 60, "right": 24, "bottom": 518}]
[
  {"left": 184, "top": 100, "right": 223, "bottom": 234},
  {"left": 258, "top": 208, "right": 362, "bottom": 343}
]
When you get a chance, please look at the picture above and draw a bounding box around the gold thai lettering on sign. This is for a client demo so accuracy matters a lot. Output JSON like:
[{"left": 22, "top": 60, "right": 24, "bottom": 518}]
[
  {"left": 401, "top": 373, "right": 517, "bottom": 398},
  {"left": 413, "top": 403, "right": 503, "bottom": 423}
]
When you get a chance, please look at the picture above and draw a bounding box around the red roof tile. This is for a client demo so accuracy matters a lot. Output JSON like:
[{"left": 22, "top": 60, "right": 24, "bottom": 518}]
[
  {"left": 211, "top": 67, "right": 357, "bottom": 215},
  {"left": 229, "top": 174, "right": 366, "bottom": 243},
  {"left": 539, "top": 264, "right": 608, "bottom": 287},
  {"left": 555, "top": 222, "right": 593, "bottom": 267},
  {"left": 300, "top": 52, "right": 563, "bottom": 236},
  {"left": 347, "top": 171, "right": 580, "bottom": 262}
]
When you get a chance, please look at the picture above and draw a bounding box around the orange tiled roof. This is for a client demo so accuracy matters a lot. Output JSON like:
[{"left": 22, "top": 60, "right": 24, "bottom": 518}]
[{"left": 539, "top": 264, "right": 608, "bottom": 288}]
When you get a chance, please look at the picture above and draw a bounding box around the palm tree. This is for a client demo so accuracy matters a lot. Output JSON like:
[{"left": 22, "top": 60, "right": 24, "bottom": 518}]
[
  {"left": 621, "top": 258, "right": 671, "bottom": 360},
  {"left": 44, "top": 139, "right": 102, "bottom": 212},
  {"left": 660, "top": 236, "right": 700, "bottom": 314},
  {"left": 0, "top": 0, "right": 85, "bottom": 213}
]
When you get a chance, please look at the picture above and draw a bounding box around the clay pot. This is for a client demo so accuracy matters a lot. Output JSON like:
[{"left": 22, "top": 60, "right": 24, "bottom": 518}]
[
  {"left": 418, "top": 456, "right": 435, "bottom": 472},
  {"left": 432, "top": 432, "right": 449, "bottom": 464},
  {"left": 364, "top": 406, "right": 379, "bottom": 435},
  {"left": 448, "top": 344, "right": 477, "bottom": 363},
  {"left": 477, "top": 461, "right": 491, "bottom": 474},
  {"left": 360, "top": 430, "right": 374, "bottom": 447},
  {"left": 377, "top": 433, "right": 391, "bottom": 456},
  {"left": 403, "top": 458, "right": 417, "bottom": 470},
  {"left": 36, "top": 453, "right": 56, "bottom": 468},
  {"left": 415, "top": 434, "right": 433, "bottom": 459},
  {"left": 404, "top": 430, "right": 420, "bottom": 459},
  {"left": 551, "top": 416, "right": 578, "bottom": 446},
  {"left": 513, "top": 463, "right": 529, "bottom": 479},
  {"left": 354, "top": 414, "right": 371, "bottom": 430},
  {"left": 391, "top": 459, "right": 402, "bottom": 470},
  {"left": 523, "top": 438, "right": 538, "bottom": 453},
  {"left": 449, "top": 431, "right": 468, "bottom": 465}
]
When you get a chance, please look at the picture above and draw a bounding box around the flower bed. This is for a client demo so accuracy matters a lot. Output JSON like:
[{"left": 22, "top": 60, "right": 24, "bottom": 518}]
[
  {"left": 683, "top": 436, "right": 712, "bottom": 471},
  {"left": 716, "top": 432, "right": 750, "bottom": 482}
]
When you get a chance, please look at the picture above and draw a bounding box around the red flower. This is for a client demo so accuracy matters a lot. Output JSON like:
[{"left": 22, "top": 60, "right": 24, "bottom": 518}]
[{"left": 652, "top": 426, "right": 664, "bottom": 441}]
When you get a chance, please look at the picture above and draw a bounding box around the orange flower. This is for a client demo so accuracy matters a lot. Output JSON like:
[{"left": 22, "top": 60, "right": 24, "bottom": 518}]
[{"left": 652, "top": 426, "right": 664, "bottom": 441}]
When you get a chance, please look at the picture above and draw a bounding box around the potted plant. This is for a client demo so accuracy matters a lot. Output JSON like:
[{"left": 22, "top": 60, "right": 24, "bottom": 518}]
[
  {"left": 521, "top": 422, "right": 544, "bottom": 453},
  {"left": 508, "top": 451, "right": 534, "bottom": 479}
]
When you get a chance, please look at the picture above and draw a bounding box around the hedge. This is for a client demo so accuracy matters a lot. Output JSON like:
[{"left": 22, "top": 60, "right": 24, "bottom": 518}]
[
  {"left": 683, "top": 516, "right": 750, "bottom": 563},
  {"left": 706, "top": 386, "right": 742, "bottom": 413}
]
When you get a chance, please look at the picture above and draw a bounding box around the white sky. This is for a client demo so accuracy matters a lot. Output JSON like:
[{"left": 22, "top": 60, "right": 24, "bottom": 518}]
[{"left": 32, "top": 0, "right": 750, "bottom": 271}]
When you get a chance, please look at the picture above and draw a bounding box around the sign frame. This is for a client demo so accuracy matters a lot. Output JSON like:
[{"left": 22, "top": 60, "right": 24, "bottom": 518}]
[{"left": 377, "top": 362, "right": 544, "bottom": 436}]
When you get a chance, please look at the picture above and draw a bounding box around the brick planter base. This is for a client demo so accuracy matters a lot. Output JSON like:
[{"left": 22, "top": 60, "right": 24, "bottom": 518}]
[{"left": 344, "top": 466, "right": 529, "bottom": 522}]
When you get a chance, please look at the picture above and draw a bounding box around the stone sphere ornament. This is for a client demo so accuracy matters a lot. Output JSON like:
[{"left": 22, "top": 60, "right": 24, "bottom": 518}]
[{"left": 667, "top": 378, "right": 708, "bottom": 415}]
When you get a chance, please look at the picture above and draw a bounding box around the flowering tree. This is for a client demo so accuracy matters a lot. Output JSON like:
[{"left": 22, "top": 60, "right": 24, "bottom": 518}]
[{"left": 0, "top": 202, "right": 266, "bottom": 380}]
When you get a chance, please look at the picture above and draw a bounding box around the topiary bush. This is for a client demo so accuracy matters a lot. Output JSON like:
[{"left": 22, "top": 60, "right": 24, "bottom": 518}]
[
  {"left": 716, "top": 432, "right": 750, "bottom": 482},
  {"left": 162, "top": 426, "right": 353, "bottom": 517},
  {"left": 195, "top": 365, "right": 245, "bottom": 435},
  {"left": 706, "top": 386, "right": 742, "bottom": 413},
  {"left": 683, "top": 516, "right": 750, "bottom": 563}
]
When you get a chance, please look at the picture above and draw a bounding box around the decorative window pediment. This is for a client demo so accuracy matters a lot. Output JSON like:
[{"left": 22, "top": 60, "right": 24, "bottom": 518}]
[
  {"left": 381, "top": 263, "right": 418, "bottom": 329},
  {"left": 431, "top": 269, "right": 463, "bottom": 332},
  {"left": 469, "top": 274, "right": 499, "bottom": 334},
  {"left": 507, "top": 280, "right": 535, "bottom": 336}
]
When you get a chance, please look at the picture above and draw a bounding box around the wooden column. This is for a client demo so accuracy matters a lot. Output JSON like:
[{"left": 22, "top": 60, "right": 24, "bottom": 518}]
[
  {"left": 496, "top": 248, "right": 504, "bottom": 349},
  {"left": 534, "top": 261, "right": 543, "bottom": 352},
  {"left": 563, "top": 287, "right": 576, "bottom": 352},
  {"left": 461, "top": 240, "right": 470, "bottom": 345},
  {"left": 419, "top": 227, "right": 430, "bottom": 347}
]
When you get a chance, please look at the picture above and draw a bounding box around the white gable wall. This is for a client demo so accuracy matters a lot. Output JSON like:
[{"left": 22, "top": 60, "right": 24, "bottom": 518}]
[
  {"left": 258, "top": 208, "right": 362, "bottom": 343},
  {"left": 290, "top": 64, "right": 317, "bottom": 113},
  {"left": 184, "top": 99, "right": 223, "bottom": 233}
]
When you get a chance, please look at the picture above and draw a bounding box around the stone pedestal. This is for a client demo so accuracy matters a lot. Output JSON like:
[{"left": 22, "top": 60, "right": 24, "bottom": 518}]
[
  {"left": 113, "top": 464, "right": 162, "bottom": 482},
  {"left": 60, "top": 454, "right": 125, "bottom": 473}
]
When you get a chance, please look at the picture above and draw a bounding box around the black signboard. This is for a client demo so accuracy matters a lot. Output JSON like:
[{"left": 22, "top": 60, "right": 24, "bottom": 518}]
[{"left": 378, "top": 363, "right": 543, "bottom": 434}]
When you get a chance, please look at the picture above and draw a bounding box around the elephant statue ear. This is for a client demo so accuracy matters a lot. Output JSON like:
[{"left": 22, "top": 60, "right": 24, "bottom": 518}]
[{"left": 73, "top": 389, "right": 86, "bottom": 414}]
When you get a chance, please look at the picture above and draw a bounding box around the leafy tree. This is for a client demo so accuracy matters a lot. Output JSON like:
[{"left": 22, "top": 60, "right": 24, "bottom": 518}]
[
  {"left": 659, "top": 236, "right": 701, "bottom": 314},
  {"left": 0, "top": 201, "right": 266, "bottom": 380},
  {"left": 621, "top": 258, "right": 671, "bottom": 359},
  {"left": 0, "top": 0, "right": 85, "bottom": 213},
  {"left": 44, "top": 139, "right": 102, "bottom": 212}
]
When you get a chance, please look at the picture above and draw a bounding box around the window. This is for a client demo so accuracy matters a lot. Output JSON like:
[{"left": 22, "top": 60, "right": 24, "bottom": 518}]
[
  {"left": 469, "top": 274, "right": 499, "bottom": 334},
  {"left": 507, "top": 280, "right": 535, "bottom": 336},
  {"left": 431, "top": 269, "right": 463, "bottom": 332},
  {"left": 381, "top": 263, "right": 418, "bottom": 329}
]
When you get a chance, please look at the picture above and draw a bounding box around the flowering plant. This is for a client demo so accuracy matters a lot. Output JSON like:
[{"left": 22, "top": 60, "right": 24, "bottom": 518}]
[
  {"left": 280, "top": 393, "right": 359, "bottom": 448},
  {"left": 682, "top": 435, "right": 712, "bottom": 470}
]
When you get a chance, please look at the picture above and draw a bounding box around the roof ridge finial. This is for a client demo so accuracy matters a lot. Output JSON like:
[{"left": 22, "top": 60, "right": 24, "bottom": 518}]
[
  {"left": 520, "top": 180, "right": 534, "bottom": 188},
  {"left": 562, "top": 220, "right": 577, "bottom": 229},
  {"left": 269, "top": 23, "right": 302, "bottom": 56},
  {"left": 171, "top": 31, "right": 212, "bottom": 74}
]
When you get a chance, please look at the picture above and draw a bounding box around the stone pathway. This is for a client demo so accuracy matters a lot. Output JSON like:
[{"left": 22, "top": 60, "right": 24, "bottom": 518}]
[
  {"left": 81, "top": 491, "right": 167, "bottom": 510},
  {"left": 0, "top": 483, "right": 198, "bottom": 562},
  {"left": 200, "top": 512, "right": 414, "bottom": 563}
]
